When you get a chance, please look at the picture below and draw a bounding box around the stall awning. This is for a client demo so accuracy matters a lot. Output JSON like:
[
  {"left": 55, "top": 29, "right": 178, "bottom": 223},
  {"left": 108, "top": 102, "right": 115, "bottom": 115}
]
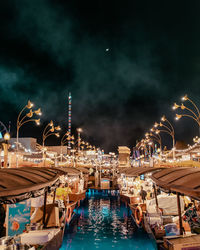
[
  {"left": 75, "top": 167, "right": 89, "bottom": 174},
  {"left": 0, "top": 167, "right": 60, "bottom": 204},
  {"left": 151, "top": 167, "right": 200, "bottom": 200},
  {"left": 120, "top": 167, "right": 165, "bottom": 177},
  {"left": 59, "top": 167, "right": 81, "bottom": 176}
]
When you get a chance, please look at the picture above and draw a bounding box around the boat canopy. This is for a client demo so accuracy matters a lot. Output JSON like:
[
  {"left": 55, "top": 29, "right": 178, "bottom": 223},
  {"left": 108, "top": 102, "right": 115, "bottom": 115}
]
[
  {"left": 119, "top": 167, "right": 165, "bottom": 177},
  {"left": 151, "top": 167, "right": 200, "bottom": 200},
  {"left": 75, "top": 167, "right": 89, "bottom": 174},
  {"left": 0, "top": 167, "right": 60, "bottom": 204},
  {"left": 58, "top": 167, "right": 81, "bottom": 176}
]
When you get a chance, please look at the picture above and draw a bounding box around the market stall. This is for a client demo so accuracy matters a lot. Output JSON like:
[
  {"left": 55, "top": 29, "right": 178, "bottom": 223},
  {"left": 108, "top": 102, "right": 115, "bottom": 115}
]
[
  {"left": 118, "top": 167, "right": 164, "bottom": 206},
  {"left": 0, "top": 166, "right": 62, "bottom": 250},
  {"left": 148, "top": 167, "right": 200, "bottom": 249}
]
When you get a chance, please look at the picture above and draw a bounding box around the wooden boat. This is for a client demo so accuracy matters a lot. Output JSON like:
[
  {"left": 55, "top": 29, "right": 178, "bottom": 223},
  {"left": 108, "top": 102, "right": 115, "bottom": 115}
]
[
  {"left": 129, "top": 202, "right": 146, "bottom": 228},
  {"left": 120, "top": 193, "right": 141, "bottom": 205},
  {"left": 68, "top": 190, "right": 86, "bottom": 203},
  {"left": 65, "top": 201, "right": 77, "bottom": 225}
]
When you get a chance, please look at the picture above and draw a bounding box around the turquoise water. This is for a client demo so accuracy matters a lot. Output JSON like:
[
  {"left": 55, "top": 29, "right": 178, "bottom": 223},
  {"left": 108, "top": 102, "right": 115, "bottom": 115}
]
[{"left": 60, "top": 190, "right": 156, "bottom": 250}]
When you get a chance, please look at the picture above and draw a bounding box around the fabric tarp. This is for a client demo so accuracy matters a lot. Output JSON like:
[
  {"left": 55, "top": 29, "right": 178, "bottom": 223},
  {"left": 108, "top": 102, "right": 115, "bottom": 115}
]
[
  {"left": 0, "top": 167, "right": 60, "bottom": 204},
  {"left": 119, "top": 167, "right": 165, "bottom": 177},
  {"left": 151, "top": 167, "right": 200, "bottom": 200}
]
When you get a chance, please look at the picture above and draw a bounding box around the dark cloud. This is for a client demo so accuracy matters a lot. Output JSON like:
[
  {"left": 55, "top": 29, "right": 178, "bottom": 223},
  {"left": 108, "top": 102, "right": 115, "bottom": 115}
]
[{"left": 1, "top": 0, "right": 200, "bottom": 152}]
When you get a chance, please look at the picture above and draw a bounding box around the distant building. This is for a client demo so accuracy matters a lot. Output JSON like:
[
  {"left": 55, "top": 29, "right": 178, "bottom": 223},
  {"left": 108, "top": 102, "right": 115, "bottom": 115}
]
[
  {"left": 118, "top": 146, "right": 131, "bottom": 167},
  {"left": 9, "top": 137, "right": 37, "bottom": 152}
]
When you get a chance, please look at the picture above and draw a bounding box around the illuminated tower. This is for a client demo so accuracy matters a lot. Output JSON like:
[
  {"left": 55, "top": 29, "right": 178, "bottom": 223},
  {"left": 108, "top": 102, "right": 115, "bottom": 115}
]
[{"left": 68, "top": 92, "right": 72, "bottom": 148}]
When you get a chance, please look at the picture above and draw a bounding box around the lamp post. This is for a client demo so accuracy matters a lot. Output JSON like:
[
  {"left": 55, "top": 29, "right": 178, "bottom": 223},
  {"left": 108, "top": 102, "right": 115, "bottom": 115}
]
[
  {"left": 42, "top": 121, "right": 60, "bottom": 166},
  {"left": 173, "top": 94, "right": 200, "bottom": 135},
  {"left": 66, "top": 135, "right": 75, "bottom": 166},
  {"left": 60, "top": 131, "right": 70, "bottom": 163},
  {"left": 77, "top": 128, "right": 82, "bottom": 155},
  {"left": 154, "top": 116, "right": 175, "bottom": 160},
  {"left": 146, "top": 130, "right": 162, "bottom": 165},
  {"left": 16, "top": 100, "right": 41, "bottom": 167},
  {"left": 146, "top": 130, "right": 162, "bottom": 152}
]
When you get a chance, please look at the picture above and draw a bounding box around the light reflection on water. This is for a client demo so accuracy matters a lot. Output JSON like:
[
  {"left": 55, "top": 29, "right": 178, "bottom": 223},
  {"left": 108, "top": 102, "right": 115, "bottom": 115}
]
[{"left": 60, "top": 190, "right": 156, "bottom": 250}]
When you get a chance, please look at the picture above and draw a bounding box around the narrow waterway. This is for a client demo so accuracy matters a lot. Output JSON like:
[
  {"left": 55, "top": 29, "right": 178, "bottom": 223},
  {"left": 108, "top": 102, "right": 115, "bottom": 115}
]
[{"left": 60, "top": 190, "right": 156, "bottom": 250}]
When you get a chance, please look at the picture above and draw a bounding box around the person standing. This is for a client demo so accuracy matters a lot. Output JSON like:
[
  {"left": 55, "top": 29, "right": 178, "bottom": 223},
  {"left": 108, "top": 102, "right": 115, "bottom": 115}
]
[{"left": 139, "top": 186, "right": 147, "bottom": 203}]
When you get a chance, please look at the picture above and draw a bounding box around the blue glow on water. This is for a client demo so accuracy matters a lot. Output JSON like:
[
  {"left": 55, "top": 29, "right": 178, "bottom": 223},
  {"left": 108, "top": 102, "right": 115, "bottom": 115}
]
[{"left": 60, "top": 190, "right": 156, "bottom": 250}]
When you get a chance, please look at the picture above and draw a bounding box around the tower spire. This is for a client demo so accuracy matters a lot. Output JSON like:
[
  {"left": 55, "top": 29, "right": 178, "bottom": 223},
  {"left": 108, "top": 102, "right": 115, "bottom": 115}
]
[{"left": 68, "top": 92, "right": 72, "bottom": 148}]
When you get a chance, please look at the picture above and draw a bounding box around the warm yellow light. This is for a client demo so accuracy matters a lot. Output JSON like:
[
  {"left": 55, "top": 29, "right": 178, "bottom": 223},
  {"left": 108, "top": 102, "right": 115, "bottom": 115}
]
[
  {"left": 155, "top": 129, "right": 160, "bottom": 134},
  {"left": 161, "top": 115, "right": 166, "bottom": 121},
  {"left": 159, "top": 122, "right": 163, "bottom": 127},
  {"left": 50, "top": 127, "right": 54, "bottom": 132},
  {"left": 181, "top": 103, "right": 186, "bottom": 110},
  {"left": 35, "top": 108, "right": 42, "bottom": 116},
  {"left": 35, "top": 119, "right": 40, "bottom": 125},
  {"left": 27, "top": 100, "right": 34, "bottom": 109},
  {"left": 55, "top": 126, "right": 61, "bottom": 131},
  {"left": 55, "top": 133, "right": 60, "bottom": 137},
  {"left": 145, "top": 133, "right": 149, "bottom": 137},
  {"left": 4, "top": 132, "right": 10, "bottom": 141},
  {"left": 175, "top": 114, "right": 182, "bottom": 120},
  {"left": 49, "top": 120, "right": 53, "bottom": 127},
  {"left": 172, "top": 103, "right": 179, "bottom": 110},
  {"left": 27, "top": 109, "right": 33, "bottom": 118},
  {"left": 154, "top": 122, "right": 159, "bottom": 128},
  {"left": 77, "top": 128, "right": 83, "bottom": 133},
  {"left": 182, "top": 94, "right": 188, "bottom": 101}
]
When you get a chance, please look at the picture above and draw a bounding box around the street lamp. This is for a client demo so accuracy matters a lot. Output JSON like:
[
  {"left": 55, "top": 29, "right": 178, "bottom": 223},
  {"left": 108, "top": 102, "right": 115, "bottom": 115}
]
[
  {"left": 16, "top": 100, "right": 41, "bottom": 167},
  {"left": 154, "top": 116, "right": 175, "bottom": 160},
  {"left": 42, "top": 121, "right": 60, "bottom": 166},
  {"left": 173, "top": 94, "right": 200, "bottom": 135},
  {"left": 60, "top": 131, "right": 70, "bottom": 162},
  {"left": 146, "top": 129, "right": 162, "bottom": 151}
]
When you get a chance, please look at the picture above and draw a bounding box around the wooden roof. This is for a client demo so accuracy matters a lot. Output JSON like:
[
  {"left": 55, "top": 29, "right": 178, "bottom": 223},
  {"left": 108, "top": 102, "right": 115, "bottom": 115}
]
[
  {"left": 75, "top": 167, "right": 89, "bottom": 174},
  {"left": 151, "top": 167, "right": 200, "bottom": 200},
  {"left": 0, "top": 167, "right": 60, "bottom": 203},
  {"left": 120, "top": 167, "right": 164, "bottom": 177},
  {"left": 58, "top": 167, "right": 81, "bottom": 175}
]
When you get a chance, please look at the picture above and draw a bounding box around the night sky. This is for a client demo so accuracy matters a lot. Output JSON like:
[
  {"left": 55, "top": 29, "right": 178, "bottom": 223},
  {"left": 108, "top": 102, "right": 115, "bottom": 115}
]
[{"left": 1, "top": 0, "right": 200, "bottom": 152}]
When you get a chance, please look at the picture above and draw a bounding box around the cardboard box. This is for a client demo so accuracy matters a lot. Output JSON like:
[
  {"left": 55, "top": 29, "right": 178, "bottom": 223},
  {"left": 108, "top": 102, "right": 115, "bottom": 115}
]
[
  {"left": 30, "top": 203, "right": 60, "bottom": 228},
  {"left": 164, "top": 234, "right": 200, "bottom": 250}
]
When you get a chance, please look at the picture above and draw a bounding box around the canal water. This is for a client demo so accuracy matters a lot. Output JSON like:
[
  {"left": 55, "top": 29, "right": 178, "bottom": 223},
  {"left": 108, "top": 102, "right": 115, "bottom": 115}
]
[{"left": 60, "top": 190, "right": 156, "bottom": 250}]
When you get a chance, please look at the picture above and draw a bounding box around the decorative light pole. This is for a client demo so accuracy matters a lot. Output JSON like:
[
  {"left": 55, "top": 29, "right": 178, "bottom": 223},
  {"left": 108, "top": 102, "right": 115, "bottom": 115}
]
[
  {"left": 173, "top": 94, "right": 200, "bottom": 135},
  {"left": 154, "top": 115, "right": 175, "bottom": 160},
  {"left": 77, "top": 128, "right": 83, "bottom": 155},
  {"left": 16, "top": 100, "right": 41, "bottom": 167},
  {"left": 42, "top": 121, "right": 60, "bottom": 166},
  {"left": 60, "top": 131, "right": 70, "bottom": 163},
  {"left": 146, "top": 129, "right": 162, "bottom": 151}
]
